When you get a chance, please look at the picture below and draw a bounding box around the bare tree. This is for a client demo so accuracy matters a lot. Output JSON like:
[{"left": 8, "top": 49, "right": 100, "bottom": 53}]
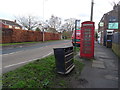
[
  {"left": 59, "top": 18, "right": 76, "bottom": 39},
  {"left": 15, "top": 15, "right": 40, "bottom": 30},
  {"left": 65, "top": 18, "right": 76, "bottom": 31},
  {"left": 60, "top": 18, "right": 76, "bottom": 32},
  {"left": 109, "top": 1, "right": 120, "bottom": 7},
  {"left": 48, "top": 15, "right": 61, "bottom": 32}
]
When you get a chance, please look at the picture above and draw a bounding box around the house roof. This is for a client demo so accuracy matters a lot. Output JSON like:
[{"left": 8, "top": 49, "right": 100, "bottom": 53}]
[{"left": 0, "top": 19, "right": 22, "bottom": 28}]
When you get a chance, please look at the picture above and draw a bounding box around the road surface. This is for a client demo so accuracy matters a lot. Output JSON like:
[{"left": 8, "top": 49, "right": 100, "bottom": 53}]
[{"left": 2, "top": 40, "right": 72, "bottom": 73}]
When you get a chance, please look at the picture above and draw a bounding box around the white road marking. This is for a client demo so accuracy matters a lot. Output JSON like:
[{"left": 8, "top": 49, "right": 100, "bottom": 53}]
[
  {"left": 2, "top": 45, "right": 48, "bottom": 56},
  {"left": 3, "top": 52, "right": 53, "bottom": 68},
  {"left": 2, "top": 51, "right": 24, "bottom": 56},
  {"left": 2, "top": 41, "right": 70, "bottom": 56},
  {"left": 2, "top": 41, "right": 70, "bottom": 69},
  {"left": 41, "top": 52, "right": 52, "bottom": 58},
  {"left": 19, "top": 46, "right": 23, "bottom": 48}
]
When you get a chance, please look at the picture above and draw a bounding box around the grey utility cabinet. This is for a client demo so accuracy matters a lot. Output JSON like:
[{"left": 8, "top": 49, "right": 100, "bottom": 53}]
[{"left": 53, "top": 46, "right": 75, "bottom": 74}]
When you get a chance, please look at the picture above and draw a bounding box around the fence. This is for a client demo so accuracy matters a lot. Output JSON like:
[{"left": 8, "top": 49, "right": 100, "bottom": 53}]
[
  {"left": 112, "top": 32, "right": 120, "bottom": 58},
  {"left": 1, "top": 28, "right": 61, "bottom": 43}
]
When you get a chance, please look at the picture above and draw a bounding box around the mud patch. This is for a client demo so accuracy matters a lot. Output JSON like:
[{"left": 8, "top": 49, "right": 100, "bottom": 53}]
[{"left": 79, "top": 78, "right": 88, "bottom": 85}]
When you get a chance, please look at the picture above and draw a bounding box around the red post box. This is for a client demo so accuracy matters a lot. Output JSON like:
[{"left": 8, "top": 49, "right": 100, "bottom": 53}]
[{"left": 80, "top": 21, "right": 95, "bottom": 59}]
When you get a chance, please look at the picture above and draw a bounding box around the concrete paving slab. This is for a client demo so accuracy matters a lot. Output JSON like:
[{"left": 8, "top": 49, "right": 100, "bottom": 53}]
[
  {"left": 92, "top": 60, "right": 105, "bottom": 69},
  {"left": 92, "top": 63, "right": 105, "bottom": 69},
  {"left": 98, "top": 58, "right": 104, "bottom": 61},
  {"left": 93, "top": 60, "right": 104, "bottom": 64},
  {"left": 104, "top": 75, "right": 118, "bottom": 81},
  {"left": 99, "top": 56, "right": 113, "bottom": 59},
  {"left": 97, "top": 52, "right": 107, "bottom": 55}
]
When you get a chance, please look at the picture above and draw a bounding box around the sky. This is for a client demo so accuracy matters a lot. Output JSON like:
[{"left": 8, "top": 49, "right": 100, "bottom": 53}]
[{"left": 0, "top": 0, "right": 119, "bottom": 29}]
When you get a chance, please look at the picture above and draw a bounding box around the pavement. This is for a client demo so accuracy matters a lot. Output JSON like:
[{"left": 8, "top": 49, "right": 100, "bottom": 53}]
[{"left": 74, "top": 42, "right": 119, "bottom": 88}]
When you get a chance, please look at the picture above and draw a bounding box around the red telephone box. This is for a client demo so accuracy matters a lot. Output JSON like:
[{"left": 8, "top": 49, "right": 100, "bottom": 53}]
[{"left": 80, "top": 21, "right": 95, "bottom": 59}]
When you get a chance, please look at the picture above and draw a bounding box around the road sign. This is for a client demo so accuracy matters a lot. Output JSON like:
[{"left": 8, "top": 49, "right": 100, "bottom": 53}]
[
  {"left": 99, "top": 22, "right": 104, "bottom": 27},
  {"left": 108, "top": 22, "right": 118, "bottom": 29}
]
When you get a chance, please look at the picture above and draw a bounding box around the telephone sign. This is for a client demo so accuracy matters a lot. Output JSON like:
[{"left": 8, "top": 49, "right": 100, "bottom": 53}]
[{"left": 80, "top": 21, "right": 95, "bottom": 59}]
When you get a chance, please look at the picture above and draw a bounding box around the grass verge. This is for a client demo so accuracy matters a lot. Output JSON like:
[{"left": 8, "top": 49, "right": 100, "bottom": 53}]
[
  {"left": 0, "top": 40, "right": 61, "bottom": 46},
  {"left": 73, "top": 47, "right": 80, "bottom": 55},
  {"left": 2, "top": 55, "right": 84, "bottom": 88},
  {"left": 0, "top": 42, "right": 40, "bottom": 46}
]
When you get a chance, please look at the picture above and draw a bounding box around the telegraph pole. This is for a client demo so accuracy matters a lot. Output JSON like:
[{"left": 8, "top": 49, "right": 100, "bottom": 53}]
[{"left": 90, "top": 0, "right": 94, "bottom": 21}]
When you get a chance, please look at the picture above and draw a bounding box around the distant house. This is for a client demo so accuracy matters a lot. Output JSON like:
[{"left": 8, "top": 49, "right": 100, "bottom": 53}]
[
  {"left": 98, "top": 3, "right": 120, "bottom": 46},
  {"left": 0, "top": 19, "right": 22, "bottom": 29}
]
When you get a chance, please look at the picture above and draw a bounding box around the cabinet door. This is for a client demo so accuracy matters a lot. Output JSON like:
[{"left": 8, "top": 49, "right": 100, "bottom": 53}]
[{"left": 65, "top": 59, "right": 74, "bottom": 71}]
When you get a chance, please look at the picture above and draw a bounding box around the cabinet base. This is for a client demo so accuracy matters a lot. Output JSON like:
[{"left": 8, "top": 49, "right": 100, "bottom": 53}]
[{"left": 57, "top": 65, "right": 75, "bottom": 74}]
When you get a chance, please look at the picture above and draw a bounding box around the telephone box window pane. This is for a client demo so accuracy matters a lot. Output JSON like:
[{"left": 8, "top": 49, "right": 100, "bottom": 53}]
[
  {"left": 84, "top": 44, "right": 91, "bottom": 46},
  {"left": 83, "top": 24, "right": 93, "bottom": 27},
  {"left": 84, "top": 35, "right": 91, "bottom": 37},
  {"left": 84, "top": 32, "right": 91, "bottom": 34},
  {"left": 83, "top": 48, "right": 91, "bottom": 51},
  {"left": 84, "top": 38, "right": 91, "bottom": 40},
  {"left": 84, "top": 29, "right": 91, "bottom": 31},
  {"left": 84, "top": 41, "right": 91, "bottom": 43},
  {"left": 84, "top": 51, "right": 91, "bottom": 53}
]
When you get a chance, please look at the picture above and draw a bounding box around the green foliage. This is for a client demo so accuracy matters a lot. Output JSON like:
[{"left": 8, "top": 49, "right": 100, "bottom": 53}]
[
  {"left": 74, "top": 60, "right": 84, "bottom": 73},
  {"left": 62, "top": 31, "right": 72, "bottom": 39},
  {"left": 74, "top": 47, "right": 80, "bottom": 52},
  {"left": 35, "top": 27, "right": 41, "bottom": 31},
  {"left": 95, "top": 32, "right": 98, "bottom": 39},
  {"left": 2, "top": 55, "right": 55, "bottom": 88},
  {"left": 11, "top": 81, "right": 26, "bottom": 88},
  {"left": 74, "top": 47, "right": 80, "bottom": 55},
  {"left": 0, "top": 42, "right": 40, "bottom": 46},
  {"left": 0, "top": 40, "right": 61, "bottom": 46},
  {"left": 2, "top": 55, "right": 84, "bottom": 88},
  {"left": 59, "top": 80, "right": 66, "bottom": 87}
]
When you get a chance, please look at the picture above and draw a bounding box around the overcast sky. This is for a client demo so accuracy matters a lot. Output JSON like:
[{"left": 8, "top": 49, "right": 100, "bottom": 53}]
[{"left": 0, "top": 0, "right": 119, "bottom": 29}]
